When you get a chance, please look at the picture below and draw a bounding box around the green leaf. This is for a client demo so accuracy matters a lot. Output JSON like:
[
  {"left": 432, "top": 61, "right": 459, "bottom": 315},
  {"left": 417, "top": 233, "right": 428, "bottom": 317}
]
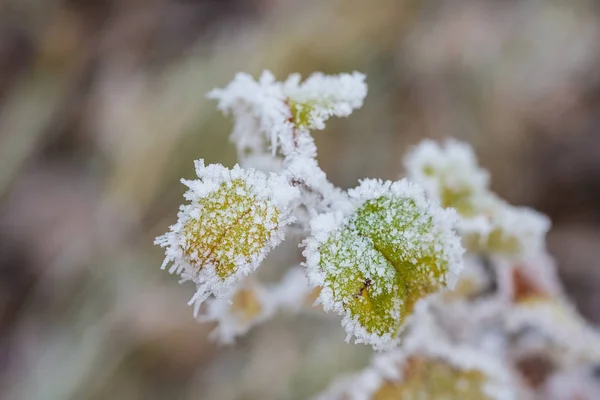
[{"left": 306, "top": 179, "right": 463, "bottom": 349}]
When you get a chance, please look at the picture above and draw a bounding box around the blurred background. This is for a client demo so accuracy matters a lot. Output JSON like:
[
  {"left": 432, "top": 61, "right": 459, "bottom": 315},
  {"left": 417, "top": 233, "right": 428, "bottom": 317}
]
[{"left": 1, "top": 0, "right": 600, "bottom": 399}]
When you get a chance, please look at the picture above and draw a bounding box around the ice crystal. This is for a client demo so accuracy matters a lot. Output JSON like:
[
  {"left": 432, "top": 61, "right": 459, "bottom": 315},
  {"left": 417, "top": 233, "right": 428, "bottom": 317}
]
[{"left": 305, "top": 179, "right": 463, "bottom": 350}]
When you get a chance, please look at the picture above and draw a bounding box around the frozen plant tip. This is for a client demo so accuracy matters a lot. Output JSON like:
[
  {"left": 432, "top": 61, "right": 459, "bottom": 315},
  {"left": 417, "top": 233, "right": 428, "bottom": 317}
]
[
  {"left": 304, "top": 179, "right": 464, "bottom": 350},
  {"left": 155, "top": 160, "right": 298, "bottom": 314},
  {"left": 208, "top": 70, "right": 367, "bottom": 157}
]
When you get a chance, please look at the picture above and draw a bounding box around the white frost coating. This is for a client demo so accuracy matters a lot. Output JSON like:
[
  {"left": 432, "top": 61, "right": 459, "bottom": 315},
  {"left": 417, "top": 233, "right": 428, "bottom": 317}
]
[
  {"left": 316, "top": 306, "right": 516, "bottom": 400},
  {"left": 207, "top": 71, "right": 289, "bottom": 157},
  {"left": 348, "top": 179, "right": 465, "bottom": 290},
  {"left": 303, "top": 179, "right": 464, "bottom": 350},
  {"left": 404, "top": 139, "right": 551, "bottom": 260},
  {"left": 303, "top": 211, "right": 346, "bottom": 290},
  {"left": 487, "top": 201, "right": 551, "bottom": 256},
  {"left": 208, "top": 70, "right": 365, "bottom": 221},
  {"left": 283, "top": 155, "right": 353, "bottom": 215},
  {"left": 282, "top": 71, "right": 367, "bottom": 130},
  {"left": 405, "top": 306, "right": 516, "bottom": 400},
  {"left": 155, "top": 160, "right": 299, "bottom": 314},
  {"left": 458, "top": 195, "right": 551, "bottom": 260},
  {"left": 404, "top": 139, "right": 490, "bottom": 204},
  {"left": 208, "top": 70, "right": 367, "bottom": 157},
  {"left": 457, "top": 213, "right": 493, "bottom": 239}
]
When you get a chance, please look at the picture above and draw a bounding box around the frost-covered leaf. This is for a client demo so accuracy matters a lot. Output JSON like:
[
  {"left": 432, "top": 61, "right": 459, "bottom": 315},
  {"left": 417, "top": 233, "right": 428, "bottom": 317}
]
[
  {"left": 404, "top": 139, "right": 550, "bottom": 259},
  {"left": 208, "top": 70, "right": 367, "bottom": 156},
  {"left": 283, "top": 71, "right": 367, "bottom": 131},
  {"left": 305, "top": 179, "right": 463, "bottom": 350},
  {"left": 315, "top": 327, "right": 517, "bottom": 400},
  {"left": 404, "top": 139, "right": 489, "bottom": 217},
  {"left": 155, "top": 160, "right": 298, "bottom": 313},
  {"left": 462, "top": 200, "right": 550, "bottom": 258},
  {"left": 372, "top": 357, "right": 492, "bottom": 400}
]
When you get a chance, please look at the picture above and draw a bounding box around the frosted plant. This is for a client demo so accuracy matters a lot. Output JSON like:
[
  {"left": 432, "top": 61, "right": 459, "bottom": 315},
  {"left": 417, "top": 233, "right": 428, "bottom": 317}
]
[
  {"left": 316, "top": 304, "right": 518, "bottom": 400},
  {"left": 156, "top": 70, "right": 600, "bottom": 399}
]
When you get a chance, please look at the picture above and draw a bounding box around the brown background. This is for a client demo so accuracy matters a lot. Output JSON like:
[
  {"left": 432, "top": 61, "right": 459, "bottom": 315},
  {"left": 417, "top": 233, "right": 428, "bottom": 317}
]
[{"left": 1, "top": 1, "right": 600, "bottom": 399}]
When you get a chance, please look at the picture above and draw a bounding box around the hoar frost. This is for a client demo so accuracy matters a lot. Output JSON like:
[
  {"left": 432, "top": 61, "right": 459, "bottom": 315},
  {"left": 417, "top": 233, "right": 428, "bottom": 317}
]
[
  {"left": 304, "top": 179, "right": 463, "bottom": 350},
  {"left": 404, "top": 139, "right": 550, "bottom": 259},
  {"left": 316, "top": 305, "right": 516, "bottom": 400},
  {"left": 155, "top": 68, "right": 598, "bottom": 400},
  {"left": 155, "top": 160, "right": 298, "bottom": 313},
  {"left": 208, "top": 70, "right": 367, "bottom": 158}
]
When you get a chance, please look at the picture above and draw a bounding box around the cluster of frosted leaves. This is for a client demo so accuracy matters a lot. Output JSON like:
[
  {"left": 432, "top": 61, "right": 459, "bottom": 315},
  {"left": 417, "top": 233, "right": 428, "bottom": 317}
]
[
  {"left": 155, "top": 160, "right": 298, "bottom": 314},
  {"left": 208, "top": 70, "right": 367, "bottom": 156},
  {"left": 200, "top": 268, "right": 312, "bottom": 344},
  {"left": 305, "top": 179, "right": 463, "bottom": 350},
  {"left": 404, "top": 140, "right": 550, "bottom": 259},
  {"left": 316, "top": 331, "right": 516, "bottom": 400},
  {"left": 371, "top": 357, "right": 492, "bottom": 400}
]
